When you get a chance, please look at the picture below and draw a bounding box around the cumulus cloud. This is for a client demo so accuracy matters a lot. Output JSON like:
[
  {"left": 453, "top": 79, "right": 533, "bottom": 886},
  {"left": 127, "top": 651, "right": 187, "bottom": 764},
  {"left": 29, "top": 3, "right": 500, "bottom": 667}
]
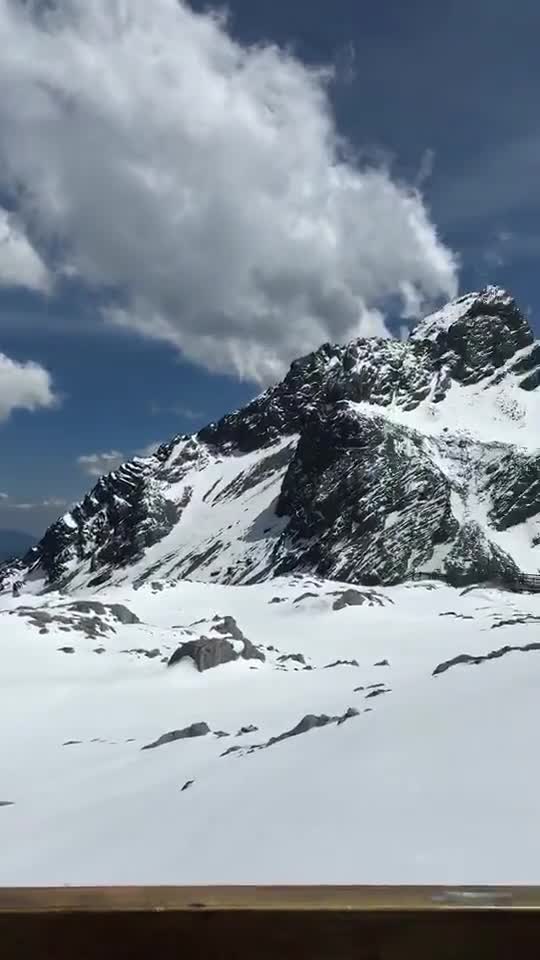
[
  {"left": 9, "top": 497, "right": 68, "bottom": 510},
  {"left": 77, "top": 450, "right": 126, "bottom": 477},
  {"left": 0, "top": 0, "right": 457, "bottom": 384},
  {"left": 0, "top": 207, "right": 50, "bottom": 292},
  {"left": 0, "top": 352, "right": 57, "bottom": 421},
  {"left": 77, "top": 441, "right": 159, "bottom": 477}
]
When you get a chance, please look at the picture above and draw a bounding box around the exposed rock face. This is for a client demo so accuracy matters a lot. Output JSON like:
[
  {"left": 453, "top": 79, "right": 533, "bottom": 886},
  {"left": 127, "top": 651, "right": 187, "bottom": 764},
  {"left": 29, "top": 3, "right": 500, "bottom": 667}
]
[
  {"left": 266, "top": 706, "right": 360, "bottom": 748},
  {"left": 168, "top": 617, "right": 265, "bottom": 672},
  {"left": 433, "top": 641, "right": 540, "bottom": 676},
  {"left": 66, "top": 602, "right": 140, "bottom": 624},
  {"left": 1, "top": 285, "right": 539, "bottom": 593},
  {"left": 18, "top": 458, "right": 183, "bottom": 590},
  {"left": 273, "top": 408, "right": 458, "bottom": 584},
  {"left": 443, "top": 523, "right": 520, "bottom": 586},
  {"left": 141, "top": 723, "right": 210, "bottom": 750},
  {"left": 410, "top": 286, "right": 533, "bottom": 384}
]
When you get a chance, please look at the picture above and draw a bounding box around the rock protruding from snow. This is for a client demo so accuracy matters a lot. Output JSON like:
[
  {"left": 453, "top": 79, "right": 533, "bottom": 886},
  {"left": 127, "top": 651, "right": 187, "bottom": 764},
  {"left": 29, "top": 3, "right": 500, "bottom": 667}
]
[
  {"left": 66, "top": 601, "right": 140, "bottom": 624},
  {"left": 168, "top": 616, "right": 265, "bottom": 672},
  {"left": 266, "top": 707, "right": 360, "bottom": 748},
  {"left": 141, "top": 723, "right": 210, "bottom": 750}
]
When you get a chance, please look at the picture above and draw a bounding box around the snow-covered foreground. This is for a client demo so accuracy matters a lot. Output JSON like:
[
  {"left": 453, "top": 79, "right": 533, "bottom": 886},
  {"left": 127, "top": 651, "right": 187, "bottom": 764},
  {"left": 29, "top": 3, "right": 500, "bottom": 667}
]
[{"left": 1, "top": 575, "right": 539, "bottom": 885}]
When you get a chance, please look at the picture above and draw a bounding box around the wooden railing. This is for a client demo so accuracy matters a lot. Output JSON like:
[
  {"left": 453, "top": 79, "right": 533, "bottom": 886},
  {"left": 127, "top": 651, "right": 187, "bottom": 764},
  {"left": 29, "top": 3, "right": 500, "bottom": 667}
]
[
  {"left": 1, "top": 886, "right": 540, "bottom": 959},
  {"left": 411, "top": 571, "right": 540, "bottom": 592}
]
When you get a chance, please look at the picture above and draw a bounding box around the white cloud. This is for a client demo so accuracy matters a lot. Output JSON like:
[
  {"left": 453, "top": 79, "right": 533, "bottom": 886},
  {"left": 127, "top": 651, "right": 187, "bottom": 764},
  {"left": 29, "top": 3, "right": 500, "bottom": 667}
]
[
  {"left": 77, "top": 450, "right": 126, "bottom": 477},
  {"left": 0, "top": 352, "right": 57, "bottom": 421},
  {"left": 135, "top": 441, "right": 160, "bottom": 458},
  {"left": 0, "top": 207, "right": 50, "bottom": 292},
  {"left": 0, "top": 0, "right": 457, "bottom": 384},
  {"left": 0, "top": 491, "right": 8, "bottom": 500},
  {"left": 416, "top": 148, "right": 435, "bottom": 187},
  {"left": 10, "top": 497, "right": 68, "bottom": 510},
  {"left": 77, "top": 441, "right": 161, "bottom": 478}
]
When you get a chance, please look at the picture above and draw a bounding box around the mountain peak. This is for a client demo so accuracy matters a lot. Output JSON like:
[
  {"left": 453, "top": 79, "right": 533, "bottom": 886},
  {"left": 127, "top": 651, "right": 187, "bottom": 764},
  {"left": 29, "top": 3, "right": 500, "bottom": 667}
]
[{"left": 409, "top": 286, "right": 520, "bottom": 342}]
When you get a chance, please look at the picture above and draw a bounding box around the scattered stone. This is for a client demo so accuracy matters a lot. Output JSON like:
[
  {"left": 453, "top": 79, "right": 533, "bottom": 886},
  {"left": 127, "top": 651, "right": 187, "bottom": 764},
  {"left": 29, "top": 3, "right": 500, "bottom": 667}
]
[
  {"left": 353, "top": 686, "right": 365, "bottom": 692},
  {"left": 236, "top": 725, "right": 258, "bottom": 736},
  {"left": 0, "top": 801, "right": 14, "bottom": 807},
  {"left": 220, "top": 745, "right": 245, "bottom": 757},
  {"left": 293, "top": 592, "right": 319, "bottom": 604},
  {"left": 324, "top": 659, "right": 359, "bottom": 668},
  {"left": 374, "top": 659, "right": 390, "bottom": 666},
  {"left": 58, "top": 646, "right": 75, "bottom": 654},
  {"left": 211, "top": 615, "right": 245, "bottom": 642},
  {"left": 439, "top": 611, "right": 474, "bottom": 619},
  {"left": 269, "top": 597, "right": 286, "bottom": 604},
  {"left": 67, "top": 601, "right": 140, "bottom": 624},
  {"left": 213, "top": 730, "right": 230, "bottom": 739},
  {"left": 181, "top": 780, "right": 194, "bottom": 792},
  {"left": 337, "top": 706, "right": 360, "bottom": 725},
  {"left": 332, "top": 589, "right": 388, "bottom": 611},
  {"left": 94, "top": 647, "right": 106, "bottom": 655},
  {"left": 365, "top": 689, "right": 390, "bottom": 699},
  {"left": 366, "top": 683, "right": 385, "bottom": 689},
  {"left": 63, "top": 740, "right": 82, "bottom": 746},
  {"left": 141, "top": 722, "right": 210, "bottom": 750},
  {"left": 491, "top": 615, "right": 540, "bottom": 630},
  {"left": 277, "top": 653, "right": 306, "bottom": 665}
]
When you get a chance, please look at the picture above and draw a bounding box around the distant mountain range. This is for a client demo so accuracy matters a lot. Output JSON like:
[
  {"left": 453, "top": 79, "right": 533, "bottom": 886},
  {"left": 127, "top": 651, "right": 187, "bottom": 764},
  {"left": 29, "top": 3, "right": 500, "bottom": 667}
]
[{"left": 0, "top": 529, "right": 35, "bottom": 563}]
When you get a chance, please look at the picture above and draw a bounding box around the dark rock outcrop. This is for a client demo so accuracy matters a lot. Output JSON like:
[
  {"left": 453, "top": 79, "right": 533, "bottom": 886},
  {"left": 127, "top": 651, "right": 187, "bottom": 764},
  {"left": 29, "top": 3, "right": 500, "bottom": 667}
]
[
  {"left": 443, "top": 522, "right": 520, "bottom": 587},
  {"left": 67, "top": 601, "right": 140, "bottom": 624},
  {"left": 141, "top": 722, "right": 210, "bottom": 750},
  {"left": 168, "top": 617, "right": 265, "bottom": 672},
  {"left": 273, "top": 407, "right": 458, "bottom": 584},
  {"left": 267, "top": 706, "right": 360, "bottom": 748},
  {"left": 332, "top": 589, "right": 389, "bottom": 610},
  {"left": 433, "top": 641, "right": 540, "bottom": 676}
]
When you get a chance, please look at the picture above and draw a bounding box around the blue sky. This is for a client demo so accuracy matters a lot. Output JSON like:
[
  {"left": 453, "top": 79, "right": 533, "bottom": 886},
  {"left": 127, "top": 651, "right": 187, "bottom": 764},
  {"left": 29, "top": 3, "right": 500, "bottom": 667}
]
[{"left": 0, "top": 0, "right": 539, "bottom": 534}]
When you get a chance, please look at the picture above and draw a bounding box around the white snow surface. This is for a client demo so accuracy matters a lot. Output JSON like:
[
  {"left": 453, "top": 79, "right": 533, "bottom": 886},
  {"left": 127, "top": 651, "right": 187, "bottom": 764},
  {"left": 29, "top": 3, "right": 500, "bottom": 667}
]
[{"left": 1, "top": 575, "right": 540, "bottom": 885}]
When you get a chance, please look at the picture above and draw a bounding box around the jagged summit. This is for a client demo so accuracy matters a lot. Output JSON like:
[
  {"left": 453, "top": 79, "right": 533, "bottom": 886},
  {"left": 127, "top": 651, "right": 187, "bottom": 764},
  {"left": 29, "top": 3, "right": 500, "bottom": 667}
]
[
  {"left": 2, "top": 287, "right": 539, "bottom": 593},
  {"left": 410, "top": 286, "right": 520, "bottom": 341}
]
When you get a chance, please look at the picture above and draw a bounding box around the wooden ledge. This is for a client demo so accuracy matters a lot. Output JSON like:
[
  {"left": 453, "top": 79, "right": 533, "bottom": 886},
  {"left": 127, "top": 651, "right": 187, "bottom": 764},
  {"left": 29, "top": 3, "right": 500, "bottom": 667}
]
[{"left": 2, "top": 886, "right": 540, "bottom": 959}]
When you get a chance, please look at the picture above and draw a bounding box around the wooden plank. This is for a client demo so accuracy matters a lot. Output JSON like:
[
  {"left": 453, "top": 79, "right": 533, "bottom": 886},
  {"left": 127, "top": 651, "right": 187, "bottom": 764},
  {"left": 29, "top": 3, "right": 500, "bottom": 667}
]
[
  {"left": 2, "top": 887, "right": 540, "bottom": 960},
  {"left": 1, "top": 884, "right": 540, "bottom": 913}
]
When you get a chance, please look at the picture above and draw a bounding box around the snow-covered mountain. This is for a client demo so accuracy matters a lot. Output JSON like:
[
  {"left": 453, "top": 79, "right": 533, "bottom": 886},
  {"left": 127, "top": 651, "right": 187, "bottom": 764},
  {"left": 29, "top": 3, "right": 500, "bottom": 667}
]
[
  {"left": 3, "top": 285, "right": 539, "bottom": 594},
  {"left": 1, "top": 285, "right": 540, "bottom": 886}
]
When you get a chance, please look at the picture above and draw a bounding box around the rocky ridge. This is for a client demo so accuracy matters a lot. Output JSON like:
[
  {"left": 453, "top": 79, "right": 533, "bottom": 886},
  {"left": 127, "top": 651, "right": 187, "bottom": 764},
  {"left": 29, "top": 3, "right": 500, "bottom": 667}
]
[{"left": 2, "top": 286, "right": 539, "bottom": 592}]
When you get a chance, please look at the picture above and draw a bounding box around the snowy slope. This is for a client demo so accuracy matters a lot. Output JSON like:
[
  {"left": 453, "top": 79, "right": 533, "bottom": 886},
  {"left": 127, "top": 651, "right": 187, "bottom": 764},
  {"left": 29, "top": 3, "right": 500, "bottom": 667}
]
[
  {"left": 2, "top": 286, "right": 540, "bottom": 884},
  {"left": 1, "top": 576, "right": 540, "bottom": 884}
]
